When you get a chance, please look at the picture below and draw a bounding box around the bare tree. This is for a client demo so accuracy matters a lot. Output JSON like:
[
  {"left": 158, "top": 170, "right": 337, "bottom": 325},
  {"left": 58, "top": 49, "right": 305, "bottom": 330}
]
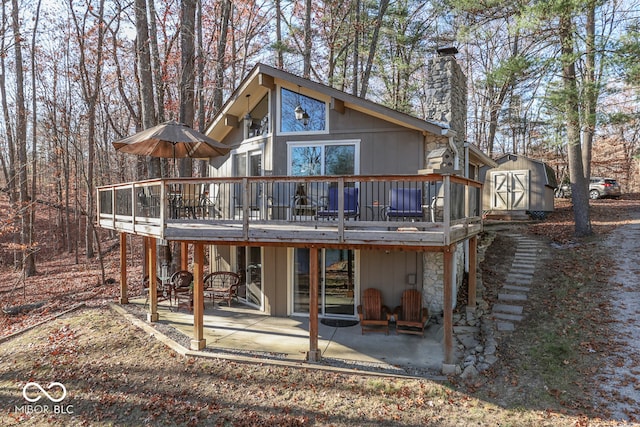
[
  {"left": 135, "top": 0, "right": 160, "bottom": 178},
  {"left": 29, "top": 0, "right": 43, "bottom": 274},
  {"left": 359, "top": 0, "right": 389, "bottom": 98},
  {"left": 11, "top": 0, "right": 36, "bottom": 275},
  {"left": 179, "top": 0, "right": 196, "bottom": 180}
]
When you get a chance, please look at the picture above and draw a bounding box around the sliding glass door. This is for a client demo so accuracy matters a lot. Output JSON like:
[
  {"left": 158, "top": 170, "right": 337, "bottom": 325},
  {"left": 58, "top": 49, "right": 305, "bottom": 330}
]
[{"left": 293, "top": 248, "right": 356, "bottom": 318}]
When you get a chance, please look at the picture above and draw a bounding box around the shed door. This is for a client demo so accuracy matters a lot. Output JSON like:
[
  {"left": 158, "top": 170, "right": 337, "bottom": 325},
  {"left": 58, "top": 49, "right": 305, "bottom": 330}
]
[{"left": 491, "top": 170, "right": 529, "bottom": 210}]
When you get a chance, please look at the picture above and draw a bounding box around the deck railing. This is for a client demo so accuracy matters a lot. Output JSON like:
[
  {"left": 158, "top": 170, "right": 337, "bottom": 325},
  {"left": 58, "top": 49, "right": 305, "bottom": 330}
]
[{"left": 97, "top": 174, "right": 482, "bottom": 245}]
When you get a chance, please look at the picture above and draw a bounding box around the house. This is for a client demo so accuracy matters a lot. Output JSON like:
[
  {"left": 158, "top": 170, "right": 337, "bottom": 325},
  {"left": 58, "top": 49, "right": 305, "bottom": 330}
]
[
  {"left": 98, "top": 52, "right": 494, "bottom": 370},
  {"left": 480, "top": 154, "right": 558, "bottom": 220}
]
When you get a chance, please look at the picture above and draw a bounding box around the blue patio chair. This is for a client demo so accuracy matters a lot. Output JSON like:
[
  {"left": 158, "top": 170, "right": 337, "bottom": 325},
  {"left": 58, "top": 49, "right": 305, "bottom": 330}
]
[
  {"left": 318, "top": 187, "right": 359, "bottom": 219},
  {"left": 385, "top": 188, "right": 423, "bottom": 220}
]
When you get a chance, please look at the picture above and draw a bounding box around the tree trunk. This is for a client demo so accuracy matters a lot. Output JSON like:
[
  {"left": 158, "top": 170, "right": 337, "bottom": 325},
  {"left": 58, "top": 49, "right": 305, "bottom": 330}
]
[
  {"left": 135, "top": 0, "right": 160, "bottom": 178},
  {"left": 0, "top": 1, "right": 19, "bottom": 269},
  {"left": 560, "top": 11, "right": 591, "bottom": 237},
  {"left": 147, "top": 0, "right": 164, "bottom": 123},
  {"left": 30, "top": 0, "right": 43, "bottom": 273},
  {"left": 303, "top": 0, "right": 312, "bottom": 78},
  {"left": 213, "top": 0, "right": 231, "bottom": 112},
  {"left": 359, "top": 0, "right": 389, "bottom": 99},
  {"left": 11, "top": 0, "right": 36, "bottom": 276},
  {"left": 174, "top": 0, "right": 197, "bottom": 270},
  {"left": 581, "top": 0, "right": 596, "bottom": 181},
  {"left": 275, "top": 0, "right": 284, "bottom": 69},
  {"left": 351, "top": 0, "right": 360, "bottom": 96}
]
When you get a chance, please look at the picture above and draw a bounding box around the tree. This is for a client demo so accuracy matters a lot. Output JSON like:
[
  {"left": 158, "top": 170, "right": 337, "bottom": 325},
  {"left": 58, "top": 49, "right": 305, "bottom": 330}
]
[
  {"left": 11, "top": 0, "right": 36, "bottom": 275},
  {"left": 558, "top": 2, "right": 591, "bottom": 236},
  {"left": 134, "top": 0, "right": 159, "bottom": 178},
  {"left": 68, "top": 0, "right": 108, "bottom": 258}
]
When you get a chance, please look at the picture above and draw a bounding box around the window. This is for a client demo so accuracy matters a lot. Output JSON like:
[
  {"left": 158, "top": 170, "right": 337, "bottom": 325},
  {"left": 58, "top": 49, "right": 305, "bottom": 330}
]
[
  {"left": 288, "top": 141, "right": 358, "bottom": 176},
  {"left": 280, "top": 87, "right": 326, "bottom": 133}
]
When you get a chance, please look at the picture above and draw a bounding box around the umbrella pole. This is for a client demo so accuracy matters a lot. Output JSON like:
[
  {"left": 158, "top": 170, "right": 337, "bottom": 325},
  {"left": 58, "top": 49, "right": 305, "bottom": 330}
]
[{"left": 173, "top": 144, "right": 177, "bottom": 177}]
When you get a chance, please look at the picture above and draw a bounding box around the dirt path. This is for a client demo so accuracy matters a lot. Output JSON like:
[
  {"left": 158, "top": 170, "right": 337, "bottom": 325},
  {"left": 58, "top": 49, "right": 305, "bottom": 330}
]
[{"left": 597, "top": 208, "right": 640, "bottom": 421}]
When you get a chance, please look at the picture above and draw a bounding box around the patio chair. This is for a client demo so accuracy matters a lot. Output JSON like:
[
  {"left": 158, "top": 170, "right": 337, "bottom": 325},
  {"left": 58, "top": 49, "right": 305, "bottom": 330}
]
[
  {"left": 170, "top": 270, "right": 194, "bottom": 308},
  {"left": 143, "top": 275, "right": 172, "bottom": 309},
  {"left": 393, "top": 289, "right": 429, "bottom": 337},
  {"left": 204, "top": 271, "right": 241, "bottom": 307},
  {"left": 385, "top": 188, "right": 423, "bottom": 221},
  {"left": 357, "top": 288, "right": 391, "bottom": 335},
  {"left": 318, "top": 187, "right": 359, "bottom": 220}
]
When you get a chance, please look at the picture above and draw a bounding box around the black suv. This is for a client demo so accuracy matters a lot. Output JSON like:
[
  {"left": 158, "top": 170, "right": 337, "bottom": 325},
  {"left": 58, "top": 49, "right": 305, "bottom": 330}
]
[{"left": 555, "top": 177, "right": 621, "bottom": 200}]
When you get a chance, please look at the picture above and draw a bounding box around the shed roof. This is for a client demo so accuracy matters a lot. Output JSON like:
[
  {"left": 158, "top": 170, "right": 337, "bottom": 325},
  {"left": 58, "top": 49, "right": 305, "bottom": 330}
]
[{"left": 494, "top": 154, "right": 558, "bottom": 188}]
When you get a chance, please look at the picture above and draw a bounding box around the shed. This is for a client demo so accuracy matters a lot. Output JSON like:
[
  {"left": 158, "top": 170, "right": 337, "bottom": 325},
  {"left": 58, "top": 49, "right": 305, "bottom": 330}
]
[{"left": 479, "top": 154, "right": 557, "bottom": 219}]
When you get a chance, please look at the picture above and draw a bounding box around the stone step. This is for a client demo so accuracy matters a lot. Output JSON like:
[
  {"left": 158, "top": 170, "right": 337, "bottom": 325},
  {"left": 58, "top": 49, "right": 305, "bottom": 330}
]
[
  {"left": 516, "top": 243, "right": 542, "bottom": 248},
  {"left": 506, "top": 277, "right": 533, "bottom": 286},
  {"left": 492, "top": 304, "right": 523, "bottom": 314},
  {"left": 511, "top": 261, "right": 536, "bottom": 269},
  {"left": 510, "top": 266, "right": 536, "bottom": 275},
  {"left": 496, "top": 321, "right": 515, "bottom": 331},
  {"left": 492, "top": 312, "right": 524, "bottom": 322},
  {"left": 514, "top": 255, "right": 539, "bottom": 261},
  {"left": 453, "top": 325, "right": 479, "bottom": 334},
  {"left": 498, "top": 293, "right": 528, "bottom": 301},
  {"left": 503, "top": 285, "right": 530, "bottom": 292}
]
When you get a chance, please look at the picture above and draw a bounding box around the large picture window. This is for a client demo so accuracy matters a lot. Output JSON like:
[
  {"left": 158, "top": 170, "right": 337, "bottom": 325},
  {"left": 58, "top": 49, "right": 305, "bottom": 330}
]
[
  {"left": 288, "top": 142, "right": 358, "bottom": 176},
  {"left": 280, "top": 87, "right": 326, "bottom": 133}
]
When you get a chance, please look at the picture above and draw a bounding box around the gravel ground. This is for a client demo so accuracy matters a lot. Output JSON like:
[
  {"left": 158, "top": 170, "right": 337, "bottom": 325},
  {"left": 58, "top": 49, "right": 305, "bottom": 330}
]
[{"left": 596, "top": 211, "right": 640, "bottom": 421}]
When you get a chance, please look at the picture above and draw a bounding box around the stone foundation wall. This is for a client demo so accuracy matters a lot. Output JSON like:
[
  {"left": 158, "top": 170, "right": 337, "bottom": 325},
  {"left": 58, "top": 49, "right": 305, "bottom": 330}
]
[{"left": 422, "top": 244, "right": 465, "bottom": 315}]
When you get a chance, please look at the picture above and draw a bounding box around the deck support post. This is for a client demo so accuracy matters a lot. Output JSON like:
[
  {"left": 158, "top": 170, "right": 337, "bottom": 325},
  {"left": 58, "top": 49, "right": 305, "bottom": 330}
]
[
  {"left": 307, "top": 246, "right": 321, "bottom": 362},
  {"left": 181, "top": 242, "right": 189, "bottom": 271},
  {"left": 147, "top": 237, "right": 159, "bottom": 322},
  {"left": 119, "top": 233, "right": 128, "bottom": 304},
  {"left": 442, "top": 244, "right": 455, "bottom": 366},
  {"left": 467, "top": 236, "right": 477, "bottom": 309},
  {"left": 191, "top": 243, "right": 206, "bottom": 350}
]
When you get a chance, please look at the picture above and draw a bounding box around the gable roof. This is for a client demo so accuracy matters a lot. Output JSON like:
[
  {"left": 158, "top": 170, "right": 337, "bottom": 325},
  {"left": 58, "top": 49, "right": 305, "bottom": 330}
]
[
  {"left": 493, "top": 154, "right": 558, "bottom": 188},
  {"left": 205, "top": 63, "right": 449, "bottom": 142}
]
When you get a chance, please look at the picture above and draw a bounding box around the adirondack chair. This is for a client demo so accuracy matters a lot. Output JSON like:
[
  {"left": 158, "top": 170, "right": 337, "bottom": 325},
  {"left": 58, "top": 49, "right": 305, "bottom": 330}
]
[
  {"left": 394, "top": 289, "right": 429, "bottom": 337},
  {"left": 357, "top": 288, "right": 391, "bottom": 335}
]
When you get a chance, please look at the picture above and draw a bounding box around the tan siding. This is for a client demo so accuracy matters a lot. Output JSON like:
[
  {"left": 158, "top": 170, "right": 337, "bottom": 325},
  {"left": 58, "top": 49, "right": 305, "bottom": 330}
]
[{"left": 359, "top": 249, "right": 423, "bottom": 308}]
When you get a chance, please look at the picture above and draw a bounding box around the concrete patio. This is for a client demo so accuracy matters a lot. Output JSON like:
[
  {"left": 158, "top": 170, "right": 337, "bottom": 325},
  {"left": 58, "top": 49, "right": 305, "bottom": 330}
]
[{"left": 124, "top": 299, "right": 446, "bottom": 376}]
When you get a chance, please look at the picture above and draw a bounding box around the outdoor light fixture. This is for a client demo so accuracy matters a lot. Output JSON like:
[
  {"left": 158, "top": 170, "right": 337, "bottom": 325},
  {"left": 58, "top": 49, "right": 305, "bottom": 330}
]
[
  {"left": 294, "top": 86, "right": 310, "bottom": 127},
  {"left": 244, "top": 94, "right": 253, "bottom": 129}
]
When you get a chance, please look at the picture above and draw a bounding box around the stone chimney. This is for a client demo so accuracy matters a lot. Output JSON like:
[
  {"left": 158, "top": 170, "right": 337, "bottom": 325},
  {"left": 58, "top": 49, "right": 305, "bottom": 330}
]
[
  {"left": 422, "top": 48, "right": 468, "bottom": 319},
  {"left": 423, "top": 47, "right": 467, "bottom": 159}
]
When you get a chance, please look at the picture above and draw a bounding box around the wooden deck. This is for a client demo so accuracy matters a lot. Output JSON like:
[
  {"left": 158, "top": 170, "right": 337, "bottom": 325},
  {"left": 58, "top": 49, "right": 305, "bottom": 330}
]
[{"left": 97, "top": 174, "right": 483, "bottom": 249}]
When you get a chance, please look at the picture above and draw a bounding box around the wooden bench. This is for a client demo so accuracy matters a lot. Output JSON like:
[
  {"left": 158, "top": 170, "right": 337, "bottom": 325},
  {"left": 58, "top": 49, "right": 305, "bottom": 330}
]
[{"left": 203, "top": 271, "right": 241, "bottom": 307}]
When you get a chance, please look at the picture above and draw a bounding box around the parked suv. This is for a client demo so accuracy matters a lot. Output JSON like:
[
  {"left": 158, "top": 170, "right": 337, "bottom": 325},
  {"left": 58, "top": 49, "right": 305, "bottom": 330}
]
[
  {"left": 554, "top": 177, "right": 621, "bottom": 199},
  {"left": 589, "top": 177, "right": 621, "bottom": 199}
]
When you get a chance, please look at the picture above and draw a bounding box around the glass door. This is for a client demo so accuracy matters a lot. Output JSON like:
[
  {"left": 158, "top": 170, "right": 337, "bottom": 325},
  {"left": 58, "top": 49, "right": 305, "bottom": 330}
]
[
  {"left": 236, "top": 246, "right": 262, "bottom": 308},
  {"left": 323, "top": 249, "right": 355, "bottom": 316},
  {"left": 292, "top": 248, "right": 356, "bottom": 318},
  {"left": 233, "top": 148, "right": 263, "bottom": 218}
]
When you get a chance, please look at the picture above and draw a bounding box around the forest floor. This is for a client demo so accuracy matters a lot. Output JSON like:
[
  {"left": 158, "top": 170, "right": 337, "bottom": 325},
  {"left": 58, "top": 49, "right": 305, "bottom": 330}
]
[{"left": 1, "top": 194, "right": 639, "bottom": 426}]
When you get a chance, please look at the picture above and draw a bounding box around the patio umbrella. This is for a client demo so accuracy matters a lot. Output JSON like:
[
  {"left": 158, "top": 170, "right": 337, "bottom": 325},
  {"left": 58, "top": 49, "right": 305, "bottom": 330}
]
[{"left": 112, "top": 120, "right": 231, "bottom": 172}]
